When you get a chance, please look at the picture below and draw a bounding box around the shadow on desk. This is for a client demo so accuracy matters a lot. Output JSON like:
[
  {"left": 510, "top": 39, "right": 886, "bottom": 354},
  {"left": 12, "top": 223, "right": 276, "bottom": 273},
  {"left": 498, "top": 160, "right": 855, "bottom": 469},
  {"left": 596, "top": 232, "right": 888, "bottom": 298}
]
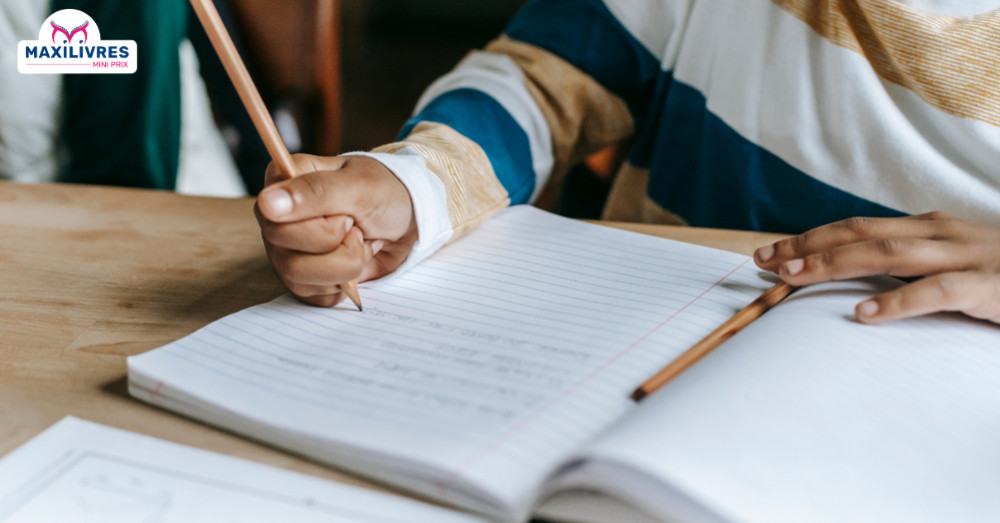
[{"left": 67, "top": 255, "right": 285, "bottom": 357}]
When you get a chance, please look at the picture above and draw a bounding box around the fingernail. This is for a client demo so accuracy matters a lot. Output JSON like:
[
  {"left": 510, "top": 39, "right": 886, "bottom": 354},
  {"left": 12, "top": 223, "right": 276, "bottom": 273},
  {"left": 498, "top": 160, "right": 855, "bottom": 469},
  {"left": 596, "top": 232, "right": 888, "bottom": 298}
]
[
  {"left": 344, "top": 216, "right": 354, "bottom": 233},
  {"left": 857, "top": 300, "right": 879, "bottom": 318},
  {"left": 756, "top": 244, "right": 774, "bottom": 263},
  {"left": 783, "top": 258, "right": 804, "bottom": 276},
  {"left": 261, "top": 189, "right": 293, "bottom": 216},
  {"left": 371, "top": 240, "right": 385, "bottom": 254}
]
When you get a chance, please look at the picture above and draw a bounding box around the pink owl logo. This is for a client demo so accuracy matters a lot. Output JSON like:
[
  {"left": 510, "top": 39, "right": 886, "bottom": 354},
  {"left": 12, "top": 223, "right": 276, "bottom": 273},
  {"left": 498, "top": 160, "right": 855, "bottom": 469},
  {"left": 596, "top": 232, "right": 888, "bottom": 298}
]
[{"left": 51, "top": 20, "right": 90, "bottom": 45}]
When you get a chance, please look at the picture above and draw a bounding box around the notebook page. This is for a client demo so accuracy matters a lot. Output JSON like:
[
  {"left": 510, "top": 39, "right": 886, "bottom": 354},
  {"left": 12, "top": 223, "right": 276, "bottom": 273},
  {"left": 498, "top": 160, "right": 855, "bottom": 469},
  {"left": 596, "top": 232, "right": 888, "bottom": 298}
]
[
  {"left": 0, "top": 417, "right": 486, "bottom": 523},
  {"left": 568, "top": 277, "right": 1000, "bottom": 522},
  {"left": 128, "top": 206, "right": 773, "bottom": 519}
]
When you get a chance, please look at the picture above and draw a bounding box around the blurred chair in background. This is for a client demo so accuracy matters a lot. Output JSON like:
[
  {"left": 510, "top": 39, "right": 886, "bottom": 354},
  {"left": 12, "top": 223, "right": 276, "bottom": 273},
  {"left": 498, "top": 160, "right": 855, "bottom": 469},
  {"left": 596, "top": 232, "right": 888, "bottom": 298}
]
[{"left": 193, "top": 0, "right": 342, "bottom": 194}]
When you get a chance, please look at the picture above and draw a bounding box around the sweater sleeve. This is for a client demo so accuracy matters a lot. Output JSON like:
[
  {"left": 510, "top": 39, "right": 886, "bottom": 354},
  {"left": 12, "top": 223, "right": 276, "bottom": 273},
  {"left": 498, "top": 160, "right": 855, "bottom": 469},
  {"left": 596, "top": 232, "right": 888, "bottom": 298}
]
[{"left": 358, "top": 0, "right": 659, "bottom": 268}]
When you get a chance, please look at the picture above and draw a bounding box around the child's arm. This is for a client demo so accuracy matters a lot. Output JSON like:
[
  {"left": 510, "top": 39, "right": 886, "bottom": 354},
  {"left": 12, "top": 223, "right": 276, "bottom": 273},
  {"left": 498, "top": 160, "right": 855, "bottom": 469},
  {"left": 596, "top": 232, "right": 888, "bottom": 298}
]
[
  {"left": 753, "top": 212, "right": 1000, "bottom": 325},
  {"left": 256, "top": 0, "right": 657, "bottom": 306}
]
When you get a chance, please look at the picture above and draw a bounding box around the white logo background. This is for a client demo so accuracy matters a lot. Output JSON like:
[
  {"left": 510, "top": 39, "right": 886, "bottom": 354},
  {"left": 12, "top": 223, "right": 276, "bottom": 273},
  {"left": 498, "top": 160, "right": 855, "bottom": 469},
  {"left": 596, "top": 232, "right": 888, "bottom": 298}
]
[{"left": 18, "top": 9, "right": 137, "bottom": 74}]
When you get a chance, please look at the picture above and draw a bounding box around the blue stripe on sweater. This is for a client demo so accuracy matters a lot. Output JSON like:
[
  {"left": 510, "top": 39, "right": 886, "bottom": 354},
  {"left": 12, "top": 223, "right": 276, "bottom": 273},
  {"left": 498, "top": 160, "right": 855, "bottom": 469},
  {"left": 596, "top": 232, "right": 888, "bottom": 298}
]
[
  {"left": 506, "top": 0, "right": 661, "bottom": 124},
  {"left": 400, "top": 88, "right": 536, "bottom": 204},
  {"left": 641, "top": 73, "right": 906, "bottom": 232}
]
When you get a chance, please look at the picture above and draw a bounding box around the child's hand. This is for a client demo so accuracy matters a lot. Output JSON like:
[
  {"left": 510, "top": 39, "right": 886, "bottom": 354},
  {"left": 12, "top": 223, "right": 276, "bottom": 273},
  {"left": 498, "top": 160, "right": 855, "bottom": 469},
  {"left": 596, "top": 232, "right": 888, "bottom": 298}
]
[
  {"left": 753, "top": 212, "right": 1000, "bottom": 325},
  {"left": 254, "top": 154, "right": 418, "bottom": 307}
]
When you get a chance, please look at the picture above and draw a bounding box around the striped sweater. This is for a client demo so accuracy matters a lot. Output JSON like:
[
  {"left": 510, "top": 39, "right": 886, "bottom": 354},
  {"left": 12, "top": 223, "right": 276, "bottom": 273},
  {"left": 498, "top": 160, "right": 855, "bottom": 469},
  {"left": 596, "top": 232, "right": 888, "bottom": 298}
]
[{"left": 350, "top": 0, "right": 1000, "bottom": 272}]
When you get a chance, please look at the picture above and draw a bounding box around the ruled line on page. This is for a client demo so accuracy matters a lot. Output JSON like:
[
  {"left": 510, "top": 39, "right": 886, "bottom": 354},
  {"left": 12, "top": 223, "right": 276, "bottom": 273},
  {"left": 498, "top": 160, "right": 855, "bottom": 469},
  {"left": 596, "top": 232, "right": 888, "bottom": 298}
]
[{"left": 435, "top": 258, "right": 754, "bottom": 490}]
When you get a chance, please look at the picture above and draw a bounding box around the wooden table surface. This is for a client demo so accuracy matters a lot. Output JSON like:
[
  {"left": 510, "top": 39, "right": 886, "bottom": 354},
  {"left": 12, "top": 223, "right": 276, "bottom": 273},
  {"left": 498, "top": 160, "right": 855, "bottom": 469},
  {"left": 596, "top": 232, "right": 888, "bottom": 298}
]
[{"left": 0, "top": 181, "right": 786, "bottom": 492}]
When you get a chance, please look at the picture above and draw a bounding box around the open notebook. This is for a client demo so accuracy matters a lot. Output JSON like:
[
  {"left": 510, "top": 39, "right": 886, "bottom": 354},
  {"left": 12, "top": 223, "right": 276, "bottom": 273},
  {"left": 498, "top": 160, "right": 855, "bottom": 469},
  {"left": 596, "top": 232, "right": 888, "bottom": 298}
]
[{"left": 128, "top": 206, "right": 1000, "bottom": 522}]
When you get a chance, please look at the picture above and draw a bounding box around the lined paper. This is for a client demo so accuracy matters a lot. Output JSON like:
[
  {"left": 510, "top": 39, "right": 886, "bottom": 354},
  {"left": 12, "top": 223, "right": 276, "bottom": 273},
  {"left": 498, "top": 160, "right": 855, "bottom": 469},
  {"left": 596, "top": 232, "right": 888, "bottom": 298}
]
[
  {"left": 128, "top": 206, "right": 772, "bottom": 519},
  {"left": 569, "top": 277, "right": 1000, "bottom": 522}
]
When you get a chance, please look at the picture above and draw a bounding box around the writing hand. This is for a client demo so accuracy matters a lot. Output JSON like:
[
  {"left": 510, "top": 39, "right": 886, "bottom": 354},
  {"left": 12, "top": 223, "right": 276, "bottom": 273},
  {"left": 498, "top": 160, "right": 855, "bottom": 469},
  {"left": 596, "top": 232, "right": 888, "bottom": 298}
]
[
  {"left": 254, "top": 154, "right": 418, "bottom": 307},
  {"left": 753, "top": 212, "right": 1000, "bottom": 324}
]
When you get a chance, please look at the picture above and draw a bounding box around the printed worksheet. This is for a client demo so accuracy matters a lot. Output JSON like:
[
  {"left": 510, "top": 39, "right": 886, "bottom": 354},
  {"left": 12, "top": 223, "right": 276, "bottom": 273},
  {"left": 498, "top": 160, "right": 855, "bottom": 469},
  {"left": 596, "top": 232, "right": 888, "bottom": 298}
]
[{"left": 0, "top": 417, "right": 486, "bottom": 523}]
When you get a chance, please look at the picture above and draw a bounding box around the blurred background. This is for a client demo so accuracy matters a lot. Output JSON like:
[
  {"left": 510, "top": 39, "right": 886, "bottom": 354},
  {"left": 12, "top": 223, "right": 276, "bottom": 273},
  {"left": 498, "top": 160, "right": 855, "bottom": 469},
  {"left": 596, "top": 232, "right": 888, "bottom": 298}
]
[
  {"left": 0, "top": 0, "right": 611, "bottom": 215},
  {"left": 341, "top": 0, "right": 526, "bottom": 151},
  {"left": 223, "top": 0, "right": 523, "bottom": 156},
  {"left": 221, "top": 0, "right": 610, "bottom": 217}
]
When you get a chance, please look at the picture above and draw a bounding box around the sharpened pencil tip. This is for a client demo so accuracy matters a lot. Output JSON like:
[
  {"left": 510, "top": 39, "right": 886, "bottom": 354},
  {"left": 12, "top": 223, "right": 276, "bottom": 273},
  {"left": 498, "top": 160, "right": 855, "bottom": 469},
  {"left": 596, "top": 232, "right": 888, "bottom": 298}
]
[
  {"left": 630, "top": 389, "right": 647, "bottom": 402},
  {"left": 342, "top": 280, "right": 362, "bottom": 312}
]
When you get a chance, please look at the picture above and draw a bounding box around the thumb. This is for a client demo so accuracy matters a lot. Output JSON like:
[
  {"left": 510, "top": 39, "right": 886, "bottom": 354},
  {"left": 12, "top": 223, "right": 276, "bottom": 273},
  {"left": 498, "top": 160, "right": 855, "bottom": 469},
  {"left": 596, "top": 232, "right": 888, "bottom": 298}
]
[{"left": 258, "top": 168, "right": 362, "bottom": 223}]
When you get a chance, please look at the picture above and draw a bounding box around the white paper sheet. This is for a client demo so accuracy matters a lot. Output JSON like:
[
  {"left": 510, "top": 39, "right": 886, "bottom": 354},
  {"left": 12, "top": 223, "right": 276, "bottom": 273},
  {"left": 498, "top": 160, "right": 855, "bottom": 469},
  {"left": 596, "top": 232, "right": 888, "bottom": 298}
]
[
  {"left": 573, "top": 278, "right": 1000, "bottom": 522},
  {"left": 0, "top": 417, "right": 486, "bottom": 523}
]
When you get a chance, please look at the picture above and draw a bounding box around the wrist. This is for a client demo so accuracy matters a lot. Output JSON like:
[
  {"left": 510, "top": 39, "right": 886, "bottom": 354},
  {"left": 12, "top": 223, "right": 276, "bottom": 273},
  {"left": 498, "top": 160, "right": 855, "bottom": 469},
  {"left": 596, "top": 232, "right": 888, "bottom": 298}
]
[{"left": 341, "top": 150, "right": 453, "bottom": 276}]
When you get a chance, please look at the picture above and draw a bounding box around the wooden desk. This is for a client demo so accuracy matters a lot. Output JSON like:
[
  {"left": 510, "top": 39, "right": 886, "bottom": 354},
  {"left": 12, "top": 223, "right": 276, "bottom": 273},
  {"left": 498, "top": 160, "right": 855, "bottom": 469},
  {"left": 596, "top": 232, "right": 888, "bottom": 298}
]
[{"left": 0, "top": 181, "right": 786, "bottom": 491}]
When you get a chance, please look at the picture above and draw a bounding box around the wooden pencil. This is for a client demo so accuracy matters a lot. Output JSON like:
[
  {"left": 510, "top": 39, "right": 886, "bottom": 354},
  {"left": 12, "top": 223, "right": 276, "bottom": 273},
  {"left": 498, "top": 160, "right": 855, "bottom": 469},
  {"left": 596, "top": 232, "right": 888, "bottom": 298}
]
[
  {"left": 630, "top": 281, "right": 797, "bottom": 402},
  {"left": 188, "top": 0, "right": 362, "bottom": 311}
]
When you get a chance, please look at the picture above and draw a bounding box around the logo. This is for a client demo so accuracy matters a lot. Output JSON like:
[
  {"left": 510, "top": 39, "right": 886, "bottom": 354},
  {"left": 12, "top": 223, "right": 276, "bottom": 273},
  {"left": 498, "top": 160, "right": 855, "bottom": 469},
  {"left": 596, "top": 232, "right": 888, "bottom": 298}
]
[{"left": 18, "top": 9, "right": 136, "bottom": 74}]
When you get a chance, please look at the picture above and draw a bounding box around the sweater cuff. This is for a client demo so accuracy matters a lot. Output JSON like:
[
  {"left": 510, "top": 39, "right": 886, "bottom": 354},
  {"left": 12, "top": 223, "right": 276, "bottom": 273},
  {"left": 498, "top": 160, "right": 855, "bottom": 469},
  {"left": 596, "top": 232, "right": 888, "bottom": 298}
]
[{"left": 342, "top": 149, "right": 453, "bottom": 278}]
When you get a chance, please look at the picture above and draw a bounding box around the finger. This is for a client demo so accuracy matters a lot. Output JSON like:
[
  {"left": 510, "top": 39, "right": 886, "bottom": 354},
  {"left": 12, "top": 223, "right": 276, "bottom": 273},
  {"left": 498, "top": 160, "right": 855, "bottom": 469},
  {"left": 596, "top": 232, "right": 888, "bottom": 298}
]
[
  {"left": 755, "top": 215, "right": 950, "bottom": 271},
  {"left": 776, "top": 238, "right": 964, "bottom": 285},
  {"left": 275, "top": 258, "right": 346, "bottom": 307},
  {"left": 296, "top": 292, "right": 347, "bottom": 308},
  {"left": 854, "top": 272, "right": 994, "bottom": 324},
  {"left": 357, "top": 240, "right": 390, "bottom": 282},
  {"left": 284, "top": 238, "right": 388, "bottom": 308},
  {"left": 264, "top": 153, "right": 348, "bottom": 186},
  {"left": 358, "top": 229, "right": 420, "bottom": 284},
  {"left": 262, "top": 215, "right": 355, "bottom": 253},
  {"left": 273, "top": 228, "right": 370, "bottom": 286},
  {"left": 285, "top": 282, "right": 342, "bottom": 298},
  {"left": 282, "top": 273, "right": 346, "bottom": 308}
]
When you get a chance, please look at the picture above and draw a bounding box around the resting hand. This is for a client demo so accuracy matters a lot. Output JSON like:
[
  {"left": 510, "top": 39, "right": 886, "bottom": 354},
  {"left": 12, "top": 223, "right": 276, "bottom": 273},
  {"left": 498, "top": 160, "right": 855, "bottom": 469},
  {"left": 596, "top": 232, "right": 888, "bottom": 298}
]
[
  {"left": 753, "top": 212, "right": 1000, "bottom": 324},
  {"left": 255, "top": 154, "right": 417, "bottom": 307}
]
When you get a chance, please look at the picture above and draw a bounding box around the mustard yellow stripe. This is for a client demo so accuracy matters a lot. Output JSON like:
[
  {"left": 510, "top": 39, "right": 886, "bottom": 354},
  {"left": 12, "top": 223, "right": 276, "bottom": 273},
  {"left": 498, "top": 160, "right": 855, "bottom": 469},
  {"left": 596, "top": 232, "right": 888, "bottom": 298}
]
[
  {"left": 374, "top": 122, "right": 509, "bottom": 239},
  {"left": 774, "top": 0, "right": 1000, "bottom": 127},
  {"left": 483, "top": 36, "right": 635, "bottom": 189}
]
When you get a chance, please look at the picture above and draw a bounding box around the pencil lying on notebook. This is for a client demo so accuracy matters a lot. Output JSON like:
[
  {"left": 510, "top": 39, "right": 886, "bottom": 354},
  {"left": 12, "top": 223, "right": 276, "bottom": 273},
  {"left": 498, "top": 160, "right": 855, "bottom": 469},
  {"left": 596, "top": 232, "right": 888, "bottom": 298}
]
[
  {"left": 188, "top": 0, "right": 362, "bottom": 311},
  {"left": 631, "top": 281, "right": 797, "bottom": 402}
]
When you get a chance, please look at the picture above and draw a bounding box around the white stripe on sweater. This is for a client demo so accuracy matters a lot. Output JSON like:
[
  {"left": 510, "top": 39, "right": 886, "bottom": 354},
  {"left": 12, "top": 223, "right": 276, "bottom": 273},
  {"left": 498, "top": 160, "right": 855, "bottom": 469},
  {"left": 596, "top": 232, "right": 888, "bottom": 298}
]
[
  {"left": 663, "top": 0, "right": 1000, "bottom": 225},
  {"left": 414, "top": 52, "right": 554, "bottom": 202}
]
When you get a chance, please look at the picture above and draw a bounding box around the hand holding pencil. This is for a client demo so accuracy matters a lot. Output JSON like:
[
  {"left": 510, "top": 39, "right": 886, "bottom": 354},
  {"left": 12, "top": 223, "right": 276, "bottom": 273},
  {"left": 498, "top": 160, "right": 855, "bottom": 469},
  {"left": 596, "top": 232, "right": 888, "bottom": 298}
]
[
  {"left": 255, "top": 155, "right": 419, "bottom": 308},
  {"left": 190, "top": 0, "right": 419, "bottom": 309}
]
